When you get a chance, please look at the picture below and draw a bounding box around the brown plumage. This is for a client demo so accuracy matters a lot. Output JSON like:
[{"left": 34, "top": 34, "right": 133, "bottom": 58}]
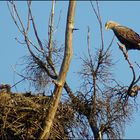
[{"left": 105, "top": 21, "right": 140, "bottom": 51}]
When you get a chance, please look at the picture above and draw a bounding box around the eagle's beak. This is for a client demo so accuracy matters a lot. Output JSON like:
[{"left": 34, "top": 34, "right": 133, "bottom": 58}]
[
  {"left": 105, "top": 25, "right": 108, "bottom": 30},
  {"left": 105, "top": 23, "right": 109, "bottom": 30},
  {"left": 105, "top": 26, "right": 108, "bottom": 30}
]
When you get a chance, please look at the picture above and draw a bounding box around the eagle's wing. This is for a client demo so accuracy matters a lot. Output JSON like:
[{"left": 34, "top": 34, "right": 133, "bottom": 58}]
[{"left": 113, "top": 26, "right": 140, "bottom": 44}]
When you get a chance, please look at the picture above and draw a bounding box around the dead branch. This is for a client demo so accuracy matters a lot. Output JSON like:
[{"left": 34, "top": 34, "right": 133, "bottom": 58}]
[
  {"left": 48, "top": 0, "right": 55, "bottom": 59},
  {"left": 55, "top": 9, "right": 62, "bottom": 33},
  {"left": 89, "top": 2, "right": 107, "bottom": 139},
  {"left": 87, "top": 26, "right": 93, "bottom": 66},
  {"left": 27, "top": 2, "right": 44, "bottom": 50},
  {"left": 90, "top": 0, "right": 104, "bottom": 50},
  {"left": 8, "top": 1, "right": 76, "bottom": 96},
  {"left": 39, "top": 1, "right": 76, "bottom": 139},
  {"left": 7, "top": 1, "right": 24, "bottom": 34},
  {"left": 117, "top": 43, "right": 140, "bottom": 97}
]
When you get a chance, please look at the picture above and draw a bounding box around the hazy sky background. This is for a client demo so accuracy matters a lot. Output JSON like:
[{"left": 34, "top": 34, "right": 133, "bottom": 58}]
[{"left": 0, "top": 1, "right": 140, "bottom": 139}]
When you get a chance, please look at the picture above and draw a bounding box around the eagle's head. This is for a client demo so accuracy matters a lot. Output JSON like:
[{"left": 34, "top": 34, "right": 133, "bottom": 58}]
[{"left": 105, "top": 21, "right": 120, "bottom": 30}]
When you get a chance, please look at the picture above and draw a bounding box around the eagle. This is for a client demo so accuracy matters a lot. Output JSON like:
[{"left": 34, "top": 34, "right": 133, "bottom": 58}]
[{"left": 105, "top": 21, "right": 140, "bottom": 51}]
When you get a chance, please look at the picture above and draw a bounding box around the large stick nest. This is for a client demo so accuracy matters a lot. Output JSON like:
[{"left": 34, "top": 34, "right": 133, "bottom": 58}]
[{"left": 0, "top": 90, "right": 75, "bottom": 139}]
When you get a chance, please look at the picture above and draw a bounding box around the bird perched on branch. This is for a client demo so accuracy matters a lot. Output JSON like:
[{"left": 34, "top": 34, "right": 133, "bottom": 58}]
[{"left": 105, "top": 20, "right": 140, "bottom": 51}]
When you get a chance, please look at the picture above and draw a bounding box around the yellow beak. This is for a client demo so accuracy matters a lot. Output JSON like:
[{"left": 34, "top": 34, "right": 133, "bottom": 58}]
[{"left": 105, "top": 25, "right": 108, "bottom": 30}]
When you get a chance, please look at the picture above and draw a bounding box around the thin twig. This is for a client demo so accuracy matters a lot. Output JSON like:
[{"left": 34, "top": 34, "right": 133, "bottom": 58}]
[
  {"left": 15, "top": 37, "right": 26, "bottom": 44},
  {"left": 87, "top": 26, "right": 93, "bottom": 67},
  {"left": 90, "top": 1, "right": 104, "bottom": 50},
  {"left": 54, "top": 9, "right": 62, "bottom": 33},
  {"left": 7, "top": 2, "right": 23, "bottom": 33},
  {"left": 27, "top": 2, "right": 43, "bottom": 50},
  {"left": 103, "top": 35, "right": 115, "bottom": 57},
  {"left": 13, "top": 3, "right": 25, "bottom": 31},
  {"left": 48, "top": 0, "right": 55, "bottom": 59},
  {"left": 26, "top": 1, "right": 31, "bottom": 32}
]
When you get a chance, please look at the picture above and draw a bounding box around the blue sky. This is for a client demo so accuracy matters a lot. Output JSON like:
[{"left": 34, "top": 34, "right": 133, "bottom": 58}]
[{"left": 1, "top": 1, "right": 140, "bottom": 139}]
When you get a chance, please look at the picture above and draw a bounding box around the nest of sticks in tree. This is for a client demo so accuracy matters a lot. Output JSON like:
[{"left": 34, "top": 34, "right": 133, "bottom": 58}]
[{"left": 0, "top": 90, "right": 75, "bottom": 139}]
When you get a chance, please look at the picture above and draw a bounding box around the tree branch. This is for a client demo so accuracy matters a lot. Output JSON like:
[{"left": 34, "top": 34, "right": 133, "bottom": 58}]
[
  {"left": 39, "top": 1, "right": 76, "bottom": 139},
  {"left": 27, "top": 2, "right": 44, "bottom": 50},
  {"left": 117, "top": 43, "right": 140, "bottom": 97},
  {"left": 48, "top": 0, "right": 55, "bottom": 59}
]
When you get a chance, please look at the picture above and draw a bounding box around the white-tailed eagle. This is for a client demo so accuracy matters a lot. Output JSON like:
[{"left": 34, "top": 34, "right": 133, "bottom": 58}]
[{"left": 105, "top": 21, "right": 140, "bottom": 51}]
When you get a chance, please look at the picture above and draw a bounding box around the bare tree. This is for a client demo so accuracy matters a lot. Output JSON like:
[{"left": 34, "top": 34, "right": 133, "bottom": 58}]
[
  {"left": 8, "top": 0, "right": 76, "bottom": 139},
  {"left": 7, "top": 1, "right": 140, "bottom": 139},
  {"left": 65, "top": 1, "right": 139, "bottom": 139}
]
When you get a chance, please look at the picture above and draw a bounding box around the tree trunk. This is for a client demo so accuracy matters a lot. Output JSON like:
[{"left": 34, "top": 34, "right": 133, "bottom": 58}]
[{"left": 39, "top": 1, "right": 76, "bottom": 139}]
